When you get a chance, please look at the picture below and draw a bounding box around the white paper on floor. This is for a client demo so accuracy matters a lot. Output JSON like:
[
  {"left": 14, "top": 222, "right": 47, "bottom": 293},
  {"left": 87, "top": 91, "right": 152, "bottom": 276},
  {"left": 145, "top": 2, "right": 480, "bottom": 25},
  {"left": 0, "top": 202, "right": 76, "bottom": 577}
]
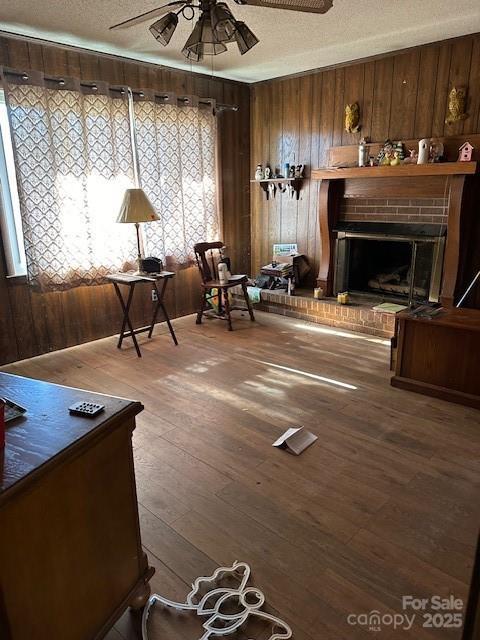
[{"left": 272, "top": 426, "right": 318, "bottom": 455}]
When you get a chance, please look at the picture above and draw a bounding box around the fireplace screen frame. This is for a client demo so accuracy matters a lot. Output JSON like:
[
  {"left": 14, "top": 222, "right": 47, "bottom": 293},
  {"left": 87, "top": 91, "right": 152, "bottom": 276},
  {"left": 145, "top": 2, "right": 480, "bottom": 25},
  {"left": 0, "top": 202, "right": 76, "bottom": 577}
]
[{"left": 334, "top": 231, "right": 445, "bottom": 305}]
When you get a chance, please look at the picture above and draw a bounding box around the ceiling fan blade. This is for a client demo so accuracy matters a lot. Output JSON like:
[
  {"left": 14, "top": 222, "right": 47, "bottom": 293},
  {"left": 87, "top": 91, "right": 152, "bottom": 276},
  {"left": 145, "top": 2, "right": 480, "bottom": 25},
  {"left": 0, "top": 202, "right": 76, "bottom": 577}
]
[
  {"left": 236, "top": 0, "right": 333, "bottom": 13},
  {"left": 110, "top": 2, "right": 187, "bottom": 30}
]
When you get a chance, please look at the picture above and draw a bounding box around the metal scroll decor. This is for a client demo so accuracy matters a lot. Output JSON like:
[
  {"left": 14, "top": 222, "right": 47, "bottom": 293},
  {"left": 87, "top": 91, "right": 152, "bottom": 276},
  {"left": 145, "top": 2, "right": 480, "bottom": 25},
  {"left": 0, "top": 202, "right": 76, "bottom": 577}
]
[{"left": 141, "top": 561, "right": 293, "bottom": 640}]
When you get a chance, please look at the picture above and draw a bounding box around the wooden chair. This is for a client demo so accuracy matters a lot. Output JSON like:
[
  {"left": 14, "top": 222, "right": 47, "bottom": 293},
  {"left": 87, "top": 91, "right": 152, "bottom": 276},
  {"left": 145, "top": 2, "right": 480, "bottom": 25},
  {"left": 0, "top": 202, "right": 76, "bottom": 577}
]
[{"left": 194, "top": 241, "right": 255, "bottom": 330}]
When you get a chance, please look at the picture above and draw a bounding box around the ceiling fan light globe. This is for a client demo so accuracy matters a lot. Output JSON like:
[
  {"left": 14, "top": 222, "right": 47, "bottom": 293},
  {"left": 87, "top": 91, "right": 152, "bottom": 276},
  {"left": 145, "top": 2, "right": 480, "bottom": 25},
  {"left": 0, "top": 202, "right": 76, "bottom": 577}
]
[
  {"left": 211, "top": 3, "right": 237, "bottom": 41},
  {"left": 184, "top": 12, "right": 228, "bottom": 57},
  {"left": 149, "top": 12, "right": 179, "bottom": 46},
  {"left": 234, "top": 21, "right": 259, "bottom": 54},
  {"left": 182, "top": 41, "right": 204, "bottom": 62}
]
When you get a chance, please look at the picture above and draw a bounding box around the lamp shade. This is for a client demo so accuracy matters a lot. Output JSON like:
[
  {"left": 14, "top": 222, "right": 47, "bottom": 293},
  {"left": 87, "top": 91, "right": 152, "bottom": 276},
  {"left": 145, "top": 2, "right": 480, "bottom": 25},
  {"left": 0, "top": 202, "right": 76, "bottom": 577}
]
[
  {"left": 234, "top": 22, "right": 259, "bottom": 55},
  {"left": 149, "top": 12, "right": 178, "bottom": 46},
  {"left": 182, "top": 11, "right": 227, "bottom": 61},
  {"left": 211, "top": 3, "right": 237, "bottom": 42},
  {"left": 116, "top": 189, "right": 159, "bottom": 224}
]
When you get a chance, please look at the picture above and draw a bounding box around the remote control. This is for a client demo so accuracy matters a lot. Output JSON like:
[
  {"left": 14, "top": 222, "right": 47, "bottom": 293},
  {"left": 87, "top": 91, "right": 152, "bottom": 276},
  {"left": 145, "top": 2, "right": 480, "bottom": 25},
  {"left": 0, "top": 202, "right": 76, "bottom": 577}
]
[{"left": 68, "top": 401, "right": 105, "bottom": 418}]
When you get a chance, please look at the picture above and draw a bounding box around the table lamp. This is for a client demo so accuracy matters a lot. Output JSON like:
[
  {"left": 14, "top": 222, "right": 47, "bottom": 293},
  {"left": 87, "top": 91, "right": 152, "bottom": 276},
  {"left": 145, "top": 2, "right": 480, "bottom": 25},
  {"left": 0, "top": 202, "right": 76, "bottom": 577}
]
[{"left": 116, "top": 188, "right": 159, "bottom": 273}]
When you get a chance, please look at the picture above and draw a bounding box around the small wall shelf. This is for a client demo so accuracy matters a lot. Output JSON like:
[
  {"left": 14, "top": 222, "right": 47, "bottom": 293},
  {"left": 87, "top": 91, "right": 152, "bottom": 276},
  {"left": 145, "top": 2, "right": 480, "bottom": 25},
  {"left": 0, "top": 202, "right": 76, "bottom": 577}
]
[{"left": 250, "top": 178, "right": 303, "bottom": 200}]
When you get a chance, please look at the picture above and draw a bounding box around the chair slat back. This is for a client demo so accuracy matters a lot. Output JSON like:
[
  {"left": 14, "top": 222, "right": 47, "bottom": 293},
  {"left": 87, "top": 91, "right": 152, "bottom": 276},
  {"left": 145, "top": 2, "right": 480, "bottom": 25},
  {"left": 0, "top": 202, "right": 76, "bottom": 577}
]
[{"left": 194, "top": 241, "right": 225, "bottom": 284}]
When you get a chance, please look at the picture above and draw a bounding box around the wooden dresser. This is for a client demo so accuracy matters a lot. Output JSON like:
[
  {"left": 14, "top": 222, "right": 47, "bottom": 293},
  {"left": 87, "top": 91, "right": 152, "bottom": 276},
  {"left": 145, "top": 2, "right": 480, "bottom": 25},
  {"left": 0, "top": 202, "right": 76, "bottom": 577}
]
[
  {"left": 0, "top": 373, "right": 153, "bottom": 640},
  {"left": 391, "top": 308, "right": 480, "bottom": 409}
]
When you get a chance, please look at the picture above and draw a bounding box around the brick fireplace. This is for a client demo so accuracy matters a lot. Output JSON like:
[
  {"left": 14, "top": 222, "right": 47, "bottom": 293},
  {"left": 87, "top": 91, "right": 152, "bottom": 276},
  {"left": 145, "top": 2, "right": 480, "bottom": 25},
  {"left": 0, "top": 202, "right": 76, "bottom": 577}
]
[
  {"left": 311, "top": 146, "right": 479, "bottom": 309},
  {"left": 252, "top": 139, "right": 479, "bottom": 338}
]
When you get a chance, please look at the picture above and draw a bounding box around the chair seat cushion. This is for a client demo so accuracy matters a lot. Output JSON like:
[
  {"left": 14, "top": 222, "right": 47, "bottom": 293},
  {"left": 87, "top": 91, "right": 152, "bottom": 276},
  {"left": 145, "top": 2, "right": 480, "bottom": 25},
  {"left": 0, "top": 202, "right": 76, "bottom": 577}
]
[{"left": 203, "top": 274, "right": 248, "bottom": 287}]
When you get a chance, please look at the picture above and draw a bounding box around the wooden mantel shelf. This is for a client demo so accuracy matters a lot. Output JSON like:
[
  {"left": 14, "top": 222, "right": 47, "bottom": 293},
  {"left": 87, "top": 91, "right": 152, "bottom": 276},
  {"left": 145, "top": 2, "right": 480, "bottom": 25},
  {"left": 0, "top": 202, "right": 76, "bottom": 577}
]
[{"left": 311, "top": 161, "right": 477, "bottom": 180}]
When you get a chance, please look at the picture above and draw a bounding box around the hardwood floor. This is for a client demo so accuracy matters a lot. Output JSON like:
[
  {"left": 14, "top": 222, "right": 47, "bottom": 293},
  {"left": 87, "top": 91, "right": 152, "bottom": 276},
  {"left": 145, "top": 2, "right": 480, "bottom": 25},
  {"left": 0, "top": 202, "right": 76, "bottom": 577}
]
[{"left": 3, "top": 311, "right": 480, "bottom": 639}]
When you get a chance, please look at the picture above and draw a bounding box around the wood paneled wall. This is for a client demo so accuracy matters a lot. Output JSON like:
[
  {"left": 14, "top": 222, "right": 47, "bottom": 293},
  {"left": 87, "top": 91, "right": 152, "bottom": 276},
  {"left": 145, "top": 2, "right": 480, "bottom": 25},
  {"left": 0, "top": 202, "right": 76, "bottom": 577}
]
[
  {"left": 250, "top": 33, "right": 480, "bottom": 284},
  {"left": 0, "top": 34, "right": 250, "bottom": 364}
]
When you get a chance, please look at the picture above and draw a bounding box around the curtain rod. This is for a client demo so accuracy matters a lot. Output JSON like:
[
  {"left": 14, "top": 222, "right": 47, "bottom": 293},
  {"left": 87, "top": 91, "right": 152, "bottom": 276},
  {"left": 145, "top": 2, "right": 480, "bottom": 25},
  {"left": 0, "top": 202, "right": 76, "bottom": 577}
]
[{"left": 2, "top": 69, "right": 238, "bottom": 112}]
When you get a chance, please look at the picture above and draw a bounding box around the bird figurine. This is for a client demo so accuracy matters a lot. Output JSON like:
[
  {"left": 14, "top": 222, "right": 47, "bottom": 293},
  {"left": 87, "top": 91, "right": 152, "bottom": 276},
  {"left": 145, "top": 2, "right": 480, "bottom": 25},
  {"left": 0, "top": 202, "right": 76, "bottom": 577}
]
[
  {"left": 445, "top": 87, "right": 468, "bottom": 124},
  {"left": 345, "top": 102, "right": 361, "bottom": 133},
  {"left": 390, "top": 151, "right": 401, "bottom": 166}
]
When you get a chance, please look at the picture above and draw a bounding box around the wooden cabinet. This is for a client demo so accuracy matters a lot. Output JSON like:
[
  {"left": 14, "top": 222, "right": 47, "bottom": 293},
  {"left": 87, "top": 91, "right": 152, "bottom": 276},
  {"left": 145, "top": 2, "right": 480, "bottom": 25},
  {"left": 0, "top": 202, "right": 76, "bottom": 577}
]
[
  {"left": 0, "top": 373, "right": 153, "bottom": 640},
  {"left": 391, "top": 308, "right": 480, "bottom": 409}
]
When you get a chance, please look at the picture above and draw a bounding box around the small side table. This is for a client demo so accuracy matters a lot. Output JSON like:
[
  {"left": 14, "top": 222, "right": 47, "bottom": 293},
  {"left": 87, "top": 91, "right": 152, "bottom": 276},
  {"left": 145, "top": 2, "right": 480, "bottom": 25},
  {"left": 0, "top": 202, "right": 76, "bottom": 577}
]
[{"left": 107, "top": 272, "right": 178, "bottom": 358}]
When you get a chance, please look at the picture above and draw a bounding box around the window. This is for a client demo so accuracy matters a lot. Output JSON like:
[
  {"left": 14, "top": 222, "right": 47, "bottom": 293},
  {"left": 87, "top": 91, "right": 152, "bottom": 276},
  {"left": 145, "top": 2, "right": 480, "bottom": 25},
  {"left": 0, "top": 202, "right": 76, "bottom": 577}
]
[
  {"left": 2, "top": 77, "right": 219, "bottom": 291},
  {"left": 0, "top": 89, "right": 26, "bottom": 277}
]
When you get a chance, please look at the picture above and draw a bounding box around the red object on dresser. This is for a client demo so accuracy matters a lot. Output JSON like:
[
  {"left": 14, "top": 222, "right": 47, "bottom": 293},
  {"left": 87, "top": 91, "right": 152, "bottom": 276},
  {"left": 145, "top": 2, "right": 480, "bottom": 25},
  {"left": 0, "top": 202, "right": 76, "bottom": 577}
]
[{"left": 0, "top": 399, "right": 5, "bottom": 449}]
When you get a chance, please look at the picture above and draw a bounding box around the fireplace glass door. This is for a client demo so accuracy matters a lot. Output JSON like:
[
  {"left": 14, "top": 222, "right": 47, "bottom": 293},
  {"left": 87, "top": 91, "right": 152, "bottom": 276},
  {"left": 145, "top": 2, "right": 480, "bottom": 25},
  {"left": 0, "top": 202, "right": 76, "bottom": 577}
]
[{"left": 335, "top": 233, "right": 445, "bottom": 304}]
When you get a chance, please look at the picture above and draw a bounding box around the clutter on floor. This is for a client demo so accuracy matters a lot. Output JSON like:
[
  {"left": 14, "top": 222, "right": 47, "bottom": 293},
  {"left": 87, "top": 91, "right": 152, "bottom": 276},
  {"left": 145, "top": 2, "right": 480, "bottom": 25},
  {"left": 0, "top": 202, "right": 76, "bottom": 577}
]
[
  {"left": 272, "top": 426, "right": 318, "bottom": 455},
  {"left": 142, "top": 561, "right": 292, "bottom": 640}
]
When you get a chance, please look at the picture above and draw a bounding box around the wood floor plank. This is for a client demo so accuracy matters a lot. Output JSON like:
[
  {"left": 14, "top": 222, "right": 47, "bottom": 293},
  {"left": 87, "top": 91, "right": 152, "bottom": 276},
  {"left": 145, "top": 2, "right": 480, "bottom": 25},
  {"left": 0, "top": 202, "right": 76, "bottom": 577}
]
[{"left": 2, "top": 310, "right": 479, "bottom": 639}]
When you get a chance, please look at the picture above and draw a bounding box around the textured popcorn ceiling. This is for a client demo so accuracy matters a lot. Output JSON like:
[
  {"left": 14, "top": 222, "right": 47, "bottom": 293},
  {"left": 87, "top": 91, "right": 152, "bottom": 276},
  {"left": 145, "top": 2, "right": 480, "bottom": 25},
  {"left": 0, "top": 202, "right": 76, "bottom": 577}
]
[{"left": 1, "top": 0, "right": 480, "bottom": 82}]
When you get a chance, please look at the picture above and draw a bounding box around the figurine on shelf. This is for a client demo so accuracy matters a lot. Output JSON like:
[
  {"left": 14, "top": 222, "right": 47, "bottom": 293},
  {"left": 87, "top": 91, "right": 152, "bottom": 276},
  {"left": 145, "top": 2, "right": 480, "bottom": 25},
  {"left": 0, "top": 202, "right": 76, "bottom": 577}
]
[
  {"left": 275, "top": 171, "right": 287, "bottom": 192},
  {"left": 381, "top": 147, "right": 396, "bottom": 165},
  {"left": 458, "top": 141, "right": 474, "bottom": 162},
  {"left": 294, "top": 164, "right": 304, "bottom": 178},
  {"left": 417, "top": 138, "right": 430, "bottom": 164},
  {"left": 288, "top": 165, "right": 296, "bottom": 178},
  {"left": 390, "top": 151, "right": 401, "bottom": 166},
  {"left": 376, "top": 139, "right": 395, "bottom": 165},
  {"left": 358, "top": 138, "right": 369, "bottom": 167},
  {"left": 394, "top": 141, "right": 405, "bottom": 161},
  {"left": 264, "top": 165, "right": 272, "bottom": 179},
  {"left": 429, "top": 140, "right": 444, "bottom": 163},
  {"left": 403, "top": 148, "right": 418, "bottom": 164},
  {"left": 255, "top": 164, "right": 264, "bottom": 180}
]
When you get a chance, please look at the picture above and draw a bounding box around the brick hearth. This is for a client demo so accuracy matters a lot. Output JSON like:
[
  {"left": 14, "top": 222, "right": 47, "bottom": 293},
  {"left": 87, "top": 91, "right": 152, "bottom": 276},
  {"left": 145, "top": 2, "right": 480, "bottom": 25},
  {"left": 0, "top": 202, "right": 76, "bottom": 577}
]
[{"left": 254, "top": 290, "right": 396, "bottom": 338}]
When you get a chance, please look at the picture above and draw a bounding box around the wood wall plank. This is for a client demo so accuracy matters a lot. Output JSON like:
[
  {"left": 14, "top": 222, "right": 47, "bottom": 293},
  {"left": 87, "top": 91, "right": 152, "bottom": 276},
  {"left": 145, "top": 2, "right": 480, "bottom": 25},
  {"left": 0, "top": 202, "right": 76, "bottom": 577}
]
[
  {"left": 250, "top": 33, "right": 480, "bottom": 293},
  {"left": 296, "top": 75, "right": 313, "bottom": 261},
  {"left": 341, "top": 63, "right": 364, "bottom": 147},
  {"left": 266, "top": 80, "right": 281, "bottom": 264},
  {"left": 446, "top": 38, "right": 473, "bottom": 136},
  {"left": 332, "top": 68, "right": 345, "bottom": 148},
  {"left": 467, "top": 37, "right": 480, "bottom": 134},
  {"left": 0, "top": 33, "right": 250, "bottom": 365},
  {"left": 413, "top": 46, "right": 439, "bottom": 139},
  {"left": 361, "top": 61, "right": 375, "bottom": 141},
  {"left": 370, "top": 57, "right": 394, "bottom": 142},
  {"left": 307, "top": 73, "right": 323, "bottom": 282},
  {"left": 388, "top": 50, "right": 420, "bottom": 141},
  {"left": 280, "top": 78, "right": 300, "bottom": 244},
  {"left": 431, "top": 43, "right": 452, "bottom": 137}
]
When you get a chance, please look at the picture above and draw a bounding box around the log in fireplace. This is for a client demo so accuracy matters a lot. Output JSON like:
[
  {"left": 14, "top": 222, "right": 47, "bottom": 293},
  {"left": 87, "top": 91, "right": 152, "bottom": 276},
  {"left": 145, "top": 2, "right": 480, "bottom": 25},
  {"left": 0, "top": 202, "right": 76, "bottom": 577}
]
[{"left": 334, "top": 221, "right": 445, "bottom": 305}]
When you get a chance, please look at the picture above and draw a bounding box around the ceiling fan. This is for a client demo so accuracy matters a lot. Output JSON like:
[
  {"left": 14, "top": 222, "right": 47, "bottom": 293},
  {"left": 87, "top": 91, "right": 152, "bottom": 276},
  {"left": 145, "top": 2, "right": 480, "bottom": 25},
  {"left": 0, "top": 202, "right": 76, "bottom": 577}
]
[{"left": 110, "top": 0, "right": 333, "bottom": 62}]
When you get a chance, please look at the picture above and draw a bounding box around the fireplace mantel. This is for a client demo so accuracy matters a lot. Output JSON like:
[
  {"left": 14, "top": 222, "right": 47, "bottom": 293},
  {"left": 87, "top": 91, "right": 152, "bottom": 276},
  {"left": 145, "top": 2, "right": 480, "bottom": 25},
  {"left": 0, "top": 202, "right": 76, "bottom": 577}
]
[
  {"left": 312, "top": 161, "right": 477, "bottom": 180},
  {"left": 312, "top": 145, "right": 480, "bottom": 308}
]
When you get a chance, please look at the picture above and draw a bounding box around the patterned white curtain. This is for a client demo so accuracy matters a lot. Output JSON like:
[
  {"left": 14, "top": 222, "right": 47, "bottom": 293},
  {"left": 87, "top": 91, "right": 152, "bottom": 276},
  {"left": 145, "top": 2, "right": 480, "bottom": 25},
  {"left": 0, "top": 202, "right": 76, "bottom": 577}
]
[
  {"left": 5, "top": 76, "right": 137, "bottom": 291},
  {"left": 133, "top": 98, "right": 220, "bottom": 266}
]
